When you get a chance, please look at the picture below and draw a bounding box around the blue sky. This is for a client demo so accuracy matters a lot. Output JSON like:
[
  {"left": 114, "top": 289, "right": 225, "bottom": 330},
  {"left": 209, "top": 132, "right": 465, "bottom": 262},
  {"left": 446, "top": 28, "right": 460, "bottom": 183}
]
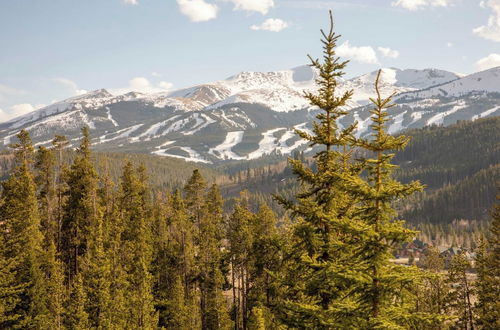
[{"left": 0, "top": 0, "right": 499, "bottom": 121}]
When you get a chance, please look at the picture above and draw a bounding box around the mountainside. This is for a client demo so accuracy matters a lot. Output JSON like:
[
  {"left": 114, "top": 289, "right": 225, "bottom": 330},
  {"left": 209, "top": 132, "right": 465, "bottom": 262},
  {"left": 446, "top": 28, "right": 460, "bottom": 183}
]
[
  {"left": 1, "top": 66, "right": 498, "bottom": 163},
  {"left": 220, "top": 117, "right": 500, "bottom": 224}
]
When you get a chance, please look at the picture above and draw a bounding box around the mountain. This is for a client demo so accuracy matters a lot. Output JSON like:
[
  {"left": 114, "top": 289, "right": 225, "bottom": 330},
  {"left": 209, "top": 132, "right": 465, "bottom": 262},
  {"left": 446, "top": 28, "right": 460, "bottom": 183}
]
[{"left": 0, "top": 66, "right": 498, "bottom": 163}]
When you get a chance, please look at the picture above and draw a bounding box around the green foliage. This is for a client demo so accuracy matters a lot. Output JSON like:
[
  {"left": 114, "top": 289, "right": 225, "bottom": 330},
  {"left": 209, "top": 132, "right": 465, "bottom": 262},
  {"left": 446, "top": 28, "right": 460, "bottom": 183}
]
[
  {"left": 0, "top": 130, "right": 49, "bottom": 328},
  {"left": 475, "top": 187, "right": 500, "bottom": 329}
]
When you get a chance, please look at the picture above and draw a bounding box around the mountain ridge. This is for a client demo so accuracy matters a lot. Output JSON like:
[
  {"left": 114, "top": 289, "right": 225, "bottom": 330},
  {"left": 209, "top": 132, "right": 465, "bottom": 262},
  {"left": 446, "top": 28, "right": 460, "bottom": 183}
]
[{"left": 0, "top": 66, "right": 499, "bottom": 163}]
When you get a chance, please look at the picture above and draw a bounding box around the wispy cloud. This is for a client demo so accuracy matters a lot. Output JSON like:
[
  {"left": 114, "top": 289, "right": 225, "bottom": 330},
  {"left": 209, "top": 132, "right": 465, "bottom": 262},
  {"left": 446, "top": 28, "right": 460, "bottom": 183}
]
[
  {"left": 280, "top": 1, "right": 377, "bottom": 10},
  {"left": 337, "top": 41, "right": 379, "bottom": 64},
  {"left": 377, "top": 46, "right": 400, "bottom": 59},
  {"left": 53, "top": 78, "right": 87, "bottom": 96},
  {"left": 0, "top": 103, "right": 39, "bottom": 122},
  {"left": 224, "top": 0, "right": 274, "bottom": 14},
  {"left": 473, "top": 0, "right": 500, "bottom": 42},
  {"left": 251, "top": 18, "right": 289, "bottom": 32},
  {"left": 475, "top": 53, "right": 500, "bottom": 71},
  {"left": 391, "top": 0, "right": 456, "bottom": 11},
  {"left": 123, "top": 0, "right": 138, "bottom": 5},
  {"left": 110, "top": 77, "right": 174, "bottom": 95},
  {"left": 177, "top": 0, "right": 218, "bottom": 22}
]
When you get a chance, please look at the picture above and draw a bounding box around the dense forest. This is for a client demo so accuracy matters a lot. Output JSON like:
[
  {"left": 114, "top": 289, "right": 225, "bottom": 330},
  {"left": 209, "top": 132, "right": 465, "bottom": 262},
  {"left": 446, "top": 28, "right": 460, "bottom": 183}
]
[{"left": 1, "top": 14, "right": 499, "bottom": 330}]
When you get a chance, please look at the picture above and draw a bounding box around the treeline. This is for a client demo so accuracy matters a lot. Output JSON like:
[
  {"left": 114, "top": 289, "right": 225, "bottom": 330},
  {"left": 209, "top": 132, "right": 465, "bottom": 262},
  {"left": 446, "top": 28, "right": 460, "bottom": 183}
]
[{"left": 0, "top": 128, "right": 290, "bottom": 329}]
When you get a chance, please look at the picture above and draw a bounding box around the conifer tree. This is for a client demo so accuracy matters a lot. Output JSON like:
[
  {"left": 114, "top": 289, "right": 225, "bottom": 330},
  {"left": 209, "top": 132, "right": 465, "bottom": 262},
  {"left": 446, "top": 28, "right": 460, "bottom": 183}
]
[
  {"left": 44, "top": 241, "right": 65, "bottom": 330},
  {"left": 273, "top": 12, "right": 366, "bottom": 329},
  {"left": 119, "top": 162, "right": 157, "bottom": 329},
  {"left": 185, "top": 168, "right": 207, "bottom": 228},
  {"left": 0, "top": 130, "right": 49, "bottom": 328},
  {"left": 345, "top": 70, "right": 435, "bottom": 328},
  {"left": 416, "top": 246, "right": 449, "bottom": 323},
  {"left": 64, "top": 273, "right": 89, "bottom": 330},
  {"left": 82, "top": 199, "right": 112, "bottom": 329},
  {"left": 35, "top": 145, "right": 56, "bottom": 245},
  {"left": 155, "top": 189, "right": 198, "bottom": 329},
  {"left": 61, "top": 127, "right": 100, "bottom": 284},
  {"left": 227, "top": 192, "right": 255, "bottom": 329},
  {"left": 52, "top": 135, "right": 69, "bottom": 252},
  {"left": 200, "top": 184, "right": 231, "bottom": 330},
  {"left": 0, "top": 223, "right": 22, "bottom": 327},
  {"left": 446, "top": 252, "right": 475, "bottom": 329},
  {"left": 475, "top": 187, "right": 500, "bottom": 329}
]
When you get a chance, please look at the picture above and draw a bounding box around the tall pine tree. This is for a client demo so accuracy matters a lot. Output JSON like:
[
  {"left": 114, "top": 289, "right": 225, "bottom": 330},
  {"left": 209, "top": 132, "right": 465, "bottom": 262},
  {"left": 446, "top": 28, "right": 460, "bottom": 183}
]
[{"left": 0, "top": 130, "right": 49, "bottom": 328}]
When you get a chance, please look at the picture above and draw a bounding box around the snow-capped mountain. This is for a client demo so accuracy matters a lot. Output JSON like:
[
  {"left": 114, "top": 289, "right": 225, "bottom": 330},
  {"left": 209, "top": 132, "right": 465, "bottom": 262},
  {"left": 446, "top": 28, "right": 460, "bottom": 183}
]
[{"left": 0, "top": 66, "right": 498, "bottom": 163}]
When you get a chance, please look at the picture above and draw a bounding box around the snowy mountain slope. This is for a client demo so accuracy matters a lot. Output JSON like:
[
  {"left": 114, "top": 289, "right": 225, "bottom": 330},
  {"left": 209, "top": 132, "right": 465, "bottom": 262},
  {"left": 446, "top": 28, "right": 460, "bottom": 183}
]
[
  {"left": 0, "top": 66, "right": 498, "bottom": 163},
  {"left": 397, "top": 66, "right": 500, "bottom": 100}
]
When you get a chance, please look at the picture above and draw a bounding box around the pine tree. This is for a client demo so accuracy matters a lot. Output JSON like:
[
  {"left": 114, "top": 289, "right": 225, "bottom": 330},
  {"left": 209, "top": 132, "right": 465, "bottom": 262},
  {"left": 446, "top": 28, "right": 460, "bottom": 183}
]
[
  {"left": 0, "top": 130, "right": 49, "bottom": 328},
  {"left": 200, "top": 184, "right": 231, "bottom": 330},
  {"left": 52, "top": 135, "right": 69, "bottom": 252},
  {"left": 34, "top": 145, "right": 56, "bottom": 246},
  {"left": 344, "top": 70, "right": 438, "bottom": 328},
  {"left": 64, "top": 273, "right": 89, "bottom": 330},
  {"left": 227, "top": 192, "right": 255, "bottom": 329},
  {"left": 273, "top": 12, "right": 367, "bottom": 329},
  {"left": 446, "top": 252, "right": 475, "bottom": 329},
  {"left": 154, "top": 190, "right": 197, "bottom": 329},
  {"left": 417, "top": 246, "right": 449, "bottom": 322},
  {"left": 119, "top": 162, "right": 157, "bottom": 329},
  {"left": 44, "top": 241, "right": 65, "bottom": 330},
  {"left": 0, "top": 224, "right": 22, "bottom": 327},
  {"left": 475, "top": 186, "right": 500, "bottom": 329},
  {"left": 61, "top": 127, "right": 100, "bottom": 284},
  {"left": 82, "top": 199, "right": 112, "bottom": 329}
]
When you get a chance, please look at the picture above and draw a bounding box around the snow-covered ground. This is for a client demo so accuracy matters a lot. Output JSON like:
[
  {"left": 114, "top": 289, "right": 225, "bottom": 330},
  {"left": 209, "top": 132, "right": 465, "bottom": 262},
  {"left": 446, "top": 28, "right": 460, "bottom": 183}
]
[{"left": 209, "top": 131, "right": 245, "bottom": 160}]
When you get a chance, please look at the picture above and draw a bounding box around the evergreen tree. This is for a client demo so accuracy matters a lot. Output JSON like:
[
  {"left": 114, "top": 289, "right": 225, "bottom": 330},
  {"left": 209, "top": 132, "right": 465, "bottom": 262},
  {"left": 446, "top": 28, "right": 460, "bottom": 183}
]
[
  {"left": 417, "top": 246, "right": 449, "bottom": 321},
  {"left": 82, "top": 199, "right": 112, "bottom": 329},
  {"left": 227, "top": 192, "right": 255, "bottom": 329},
  {"left": 0, "top": 130, "right": 49, "bottom": 328},
  {"left": 44, "top": 241, "right": 65, "bottom": 330},
  {"left": 0, "top": 223, "right": 22, "bottom": 327},
  {"left": 345, "top": 70, "right": 437, "bottom": 328},
  {"left": 34, "top": 145, "right": 56, "bottom": 246},
  {"left": 119, "top": 162, "right": 157, "bottom": 329},
  {"left": 51, "top": 135, "right": 69, "bottom": 252},
  {"left": 61, "top": 127, "right": 100, "bottom": 284},
  {"left": 446, "top": 252, "right": 475, "bottom": 329},
  {"left": 64, "top": 273, "right": 89, "bottom": 330},
  {"left": 273, "top": 12, "right": 366, "bottom": 328},
  {"left": 475, "top": 186, "right": 500, "bottom": 329},
  {"left": 154, "top": 189, "right": 198, "bottom": 329},
  {"left": 200, "top": 184, "right": 231, "bottom": 330}
]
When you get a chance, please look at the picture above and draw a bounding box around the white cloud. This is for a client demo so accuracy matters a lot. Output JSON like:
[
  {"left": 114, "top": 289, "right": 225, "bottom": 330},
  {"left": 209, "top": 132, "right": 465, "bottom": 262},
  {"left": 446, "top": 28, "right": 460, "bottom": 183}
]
[
  {"left": 123, "top": 0, "right": 138, "bottom": 5},
  {"left": 250, "top": 18, "right": 289, "bottom": 32},
  {"left": 0, "top": 84, "right": 26, "bottom": 103},
  {"left": 158, "top": 81, "right": 174, "bottom": 89},
  {"left": 225, "top": 0, "right": 274, "bottom": 14},
  {"left": 110, "top": 77, "right": 174, "bottom": 95},
  {"left": 151, "top": 72, "right": 162, "bottom": 77},
  {"left": 377, "top": 46, "right": 400, "bottom": 59},
  {"left": 447, "top": 42, "right": 454, "bottom": 47},
  {"left": 177, "top": 0, "right": 218, "bottom": 22},
  {"left": 337, "top": 41, "right": 379, "bottom": 64},
  {"left": 473, "top": 0, "right": 500, "bottom": 42},
  {"left": 53, "top": 78, "right": 87, "bottom": 96},
  {"left": 0, "top": 103, "right": 36, "bottom": 122},
  {"left": 475, "top": 53, "right": 500, "bottom": 71},
  {"left": 391, "top": 0, "right": 455, "bottom": 11}
]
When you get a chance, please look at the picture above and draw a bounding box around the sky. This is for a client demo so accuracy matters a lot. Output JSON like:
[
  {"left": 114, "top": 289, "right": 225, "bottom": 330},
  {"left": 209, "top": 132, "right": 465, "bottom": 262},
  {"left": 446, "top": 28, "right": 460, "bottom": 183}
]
[{"left": 0, "top": 0, "right": 499, "bottom": 121}]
